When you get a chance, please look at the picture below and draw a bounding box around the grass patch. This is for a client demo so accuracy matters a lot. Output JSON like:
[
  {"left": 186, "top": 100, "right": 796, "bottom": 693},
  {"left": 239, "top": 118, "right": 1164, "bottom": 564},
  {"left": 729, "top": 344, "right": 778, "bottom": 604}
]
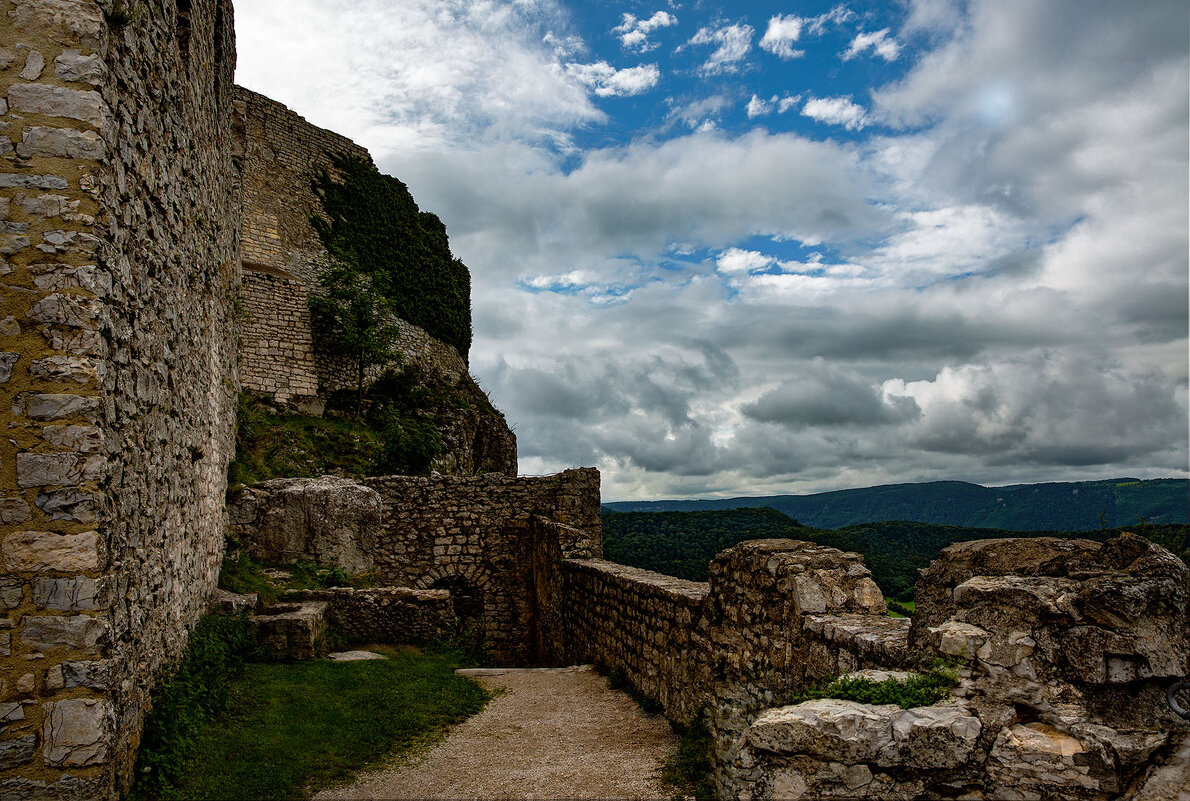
[
  {"left": 789, "top": 663, "right": 958, "bottom": 710},
  {"left": 142, "top": 646, "right": 488, "bottom": 800},
  {"left": 661, "top": 717, "right": 714, "bottom": 801},
  {"left": 218, "top": 553, "right": 376, "bottom": 608},
  {"left": 228, "top": 393, "right": 380, "bottom": 485},
  {"left": 887, "top": 599, "right": 915, "bottom": 618},
  {"left": 130, "top": 614, "right": 259, "bottom": 799}
]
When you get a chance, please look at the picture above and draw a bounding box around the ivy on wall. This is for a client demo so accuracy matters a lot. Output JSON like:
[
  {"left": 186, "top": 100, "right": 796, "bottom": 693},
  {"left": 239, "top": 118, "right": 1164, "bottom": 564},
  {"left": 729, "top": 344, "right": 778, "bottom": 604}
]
[{"left": 313, "top": 155, "right": 472, "bottom": 359}]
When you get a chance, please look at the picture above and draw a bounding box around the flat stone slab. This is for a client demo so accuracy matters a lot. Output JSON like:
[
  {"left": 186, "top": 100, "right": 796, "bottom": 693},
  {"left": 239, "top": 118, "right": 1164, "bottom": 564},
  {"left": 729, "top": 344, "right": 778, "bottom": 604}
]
[{"left": 327, "top": 650, "right": 387, "bottom": 662}]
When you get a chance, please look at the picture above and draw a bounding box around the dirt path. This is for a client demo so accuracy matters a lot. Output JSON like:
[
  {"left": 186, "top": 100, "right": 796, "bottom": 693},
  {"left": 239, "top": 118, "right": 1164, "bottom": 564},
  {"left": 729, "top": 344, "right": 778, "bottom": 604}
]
[{"left": 315, "top": 665, "right": 680, "bottom": 801}]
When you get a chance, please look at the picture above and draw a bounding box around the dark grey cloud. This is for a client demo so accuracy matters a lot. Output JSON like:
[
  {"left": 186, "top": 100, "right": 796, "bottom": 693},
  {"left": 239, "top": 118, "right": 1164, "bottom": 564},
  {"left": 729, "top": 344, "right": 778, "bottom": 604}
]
[{"left": 743, "top": 363, "right": 920, "bottom": 427}]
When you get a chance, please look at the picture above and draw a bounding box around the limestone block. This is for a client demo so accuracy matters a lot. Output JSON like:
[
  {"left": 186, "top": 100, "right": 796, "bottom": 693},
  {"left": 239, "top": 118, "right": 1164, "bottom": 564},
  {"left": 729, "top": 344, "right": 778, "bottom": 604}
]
[
  {"left": 0, "top": 578, "right": 23, "bottom": 608},
  {"left": 0, "top": 234, "right": 30, "bottom": 255},
  {"left": 33, "top": 576, "right": 100, "bottom": 611},
  {"left": 47, "top": 660, "right": 110, "bottom": 691},
  {"left": 19, "top": 50, "right": 45, "bottom": 81},
  {"left": 987, "top": 723, "right": 1100, "bottom": 799},
  {"left": 27, "top": 263, "right": 108, "bottom": 294},
  {"left": 18, "top": 195, "right": 89, "bottom": 223},
  {"left": 17, "top": 127, "right": 105, "bottom": 159},
  {"left": 0, "top": 173, "right": 70, "bottom": 190},
  {"left": 747, "top": 698, "right": 980, "bottom": 770},
  {"left": 208, "top": 588, "right": 258, "bottom": 615},
  {"left": 0, "top": 498, "right": 31, "bottom": 525},
  {"left": 43, "top": 424, "right": 102, "bottom": 452},
  {"left": 0, "top": 735, "right": 36, "bottom": 771},
  {"left": 30, "top": 355, "right": 101, "bottom": 384},
  {"left": 36, "top": 489, "right": 100, "bottom": 522},
  {"left": 16, "top": 452, "right": 104, "bottom": 487},
  {"left": 0, "top": 316, "right": 15, "bottom": 336},
  {"left": 2, "top": 530, "right": 101, "bottom": 572},
  {"left": 13, "top": 393, "right": 100, "bottom": 420},
  {"left": 42, "top": 698, "right": 112, "bottom": 767},
  {"left": 0, "top": 49, "right": 17, "bottom": 71},
  {"left": 932, "top": 620, "right": 990, "bottom": 660},
  {"left": 9, "top": 0, "right": 107, "bottom": 54},
  {"left": 7, "top": 84, "right": 107, "bottom": 127},
  {"left": 21, "top": 614, "right": 108, "bottom": 652},
  {"left": 250, "top": 602, "right": 329, "bottom": 661},
  {"left": 54, "top": 49, "right": 106, "bottom": 85},
  {"left": 0, "top": 702, "right": 24, "bottom": 723},
  {"left": 230, "top": 476, "right": 382, "bottom": 573},
  {"left": 30, "top": 289, "right": 101, "bottom": 335},
  {"left": 0, "top": 352, "right": 18, "bottom": 382}
]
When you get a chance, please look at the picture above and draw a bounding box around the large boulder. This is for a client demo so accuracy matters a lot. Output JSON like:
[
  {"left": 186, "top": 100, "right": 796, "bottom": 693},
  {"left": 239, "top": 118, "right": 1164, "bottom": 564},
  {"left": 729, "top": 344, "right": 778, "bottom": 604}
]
[{"left": 227, "top": 476, "right": 382, "bottom": 573}]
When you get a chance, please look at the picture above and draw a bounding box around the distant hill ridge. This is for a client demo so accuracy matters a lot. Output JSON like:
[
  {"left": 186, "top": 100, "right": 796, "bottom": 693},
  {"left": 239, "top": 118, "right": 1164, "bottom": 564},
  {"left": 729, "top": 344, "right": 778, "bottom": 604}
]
[{"left": 602, "top": 477, "right": 1188, "bottom": 531}]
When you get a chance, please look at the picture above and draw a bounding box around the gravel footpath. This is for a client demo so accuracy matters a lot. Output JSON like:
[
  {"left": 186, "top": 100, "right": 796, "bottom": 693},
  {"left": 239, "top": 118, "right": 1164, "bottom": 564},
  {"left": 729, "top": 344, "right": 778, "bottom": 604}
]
[{"left": 315, "top": 665, "right": 679, "bottom": 800}]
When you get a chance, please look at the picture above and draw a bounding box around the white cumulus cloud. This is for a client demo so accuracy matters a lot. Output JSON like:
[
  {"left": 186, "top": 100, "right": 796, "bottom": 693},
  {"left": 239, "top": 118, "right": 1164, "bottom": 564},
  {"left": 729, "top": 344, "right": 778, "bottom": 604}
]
[
  {"left": 760, "top": 6, "right": 855, "bottom": 59},
  {"left": 613, "top": 11, "right": 678, "bottom": 52},
  {"left": 566, "top": 61, "right": 662, "bottom": 97},
  {"left": 844, "top": 29, "right": 901, "bottom": 61},
  {"left": 688, "top": 23, "right": 755, "bottom": 74},
  {"left": 802, "top": 95, "right": 869, "bottom": 130}
]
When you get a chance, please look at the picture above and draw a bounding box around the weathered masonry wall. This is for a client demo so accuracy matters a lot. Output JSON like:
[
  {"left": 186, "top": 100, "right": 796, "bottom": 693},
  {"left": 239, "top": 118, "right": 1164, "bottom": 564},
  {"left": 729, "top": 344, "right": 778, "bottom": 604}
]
[
  {"left": 234, "top": 86, "right": 367, "bottom": 409},
  {"left": 229, "top": 469, "right": 603, "bottom": 666},
  {"left": 233, "top": 88, "right": 518, "bottom": 476},
  {"left": 0, "top": 1, "right": 240, "bottom": 798},
  {"left": 562, "top": 560, "right": 711, "bottom": 725}
]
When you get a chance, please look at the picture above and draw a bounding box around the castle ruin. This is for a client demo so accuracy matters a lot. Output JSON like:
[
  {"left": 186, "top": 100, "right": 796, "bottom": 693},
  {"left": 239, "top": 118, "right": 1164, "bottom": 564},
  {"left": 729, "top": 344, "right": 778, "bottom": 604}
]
[{"left": 0, "top": 2, "right": 1186, "bottom": 799}]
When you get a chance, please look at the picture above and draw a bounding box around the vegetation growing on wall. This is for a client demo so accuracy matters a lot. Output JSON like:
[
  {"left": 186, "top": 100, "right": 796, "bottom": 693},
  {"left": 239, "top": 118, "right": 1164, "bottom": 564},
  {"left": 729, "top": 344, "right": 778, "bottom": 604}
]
[
  {"left": 788, "top": 664, "right": 959, "bottom": 710},
  {"left": 313, "top": 154, "right": 472, "bottom": 359}
]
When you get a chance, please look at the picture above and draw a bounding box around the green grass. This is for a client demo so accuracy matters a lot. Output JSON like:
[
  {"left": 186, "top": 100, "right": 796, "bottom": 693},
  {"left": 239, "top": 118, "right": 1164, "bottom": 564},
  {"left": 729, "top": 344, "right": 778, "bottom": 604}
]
[
  {"left": 153, "top": 646, "right": 488, "bottom": 800},
  {"left": 661, "top": 718, "right": 714, "bottom": 801},
  {"left": 789, "top": 664, "right": 958, "bottom": 710},
  {"left": 887, "top": 599, "right": 915, "bottom": 618},
  {"left": 228, "top": 394, "right": 381, "bottom": 486}
]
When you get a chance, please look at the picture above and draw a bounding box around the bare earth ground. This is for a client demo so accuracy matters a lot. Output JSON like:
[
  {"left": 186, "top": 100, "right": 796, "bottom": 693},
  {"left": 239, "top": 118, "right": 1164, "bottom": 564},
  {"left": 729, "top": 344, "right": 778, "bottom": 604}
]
[{"left": 315, "top": 665, "right": 679, "bottom": 801}]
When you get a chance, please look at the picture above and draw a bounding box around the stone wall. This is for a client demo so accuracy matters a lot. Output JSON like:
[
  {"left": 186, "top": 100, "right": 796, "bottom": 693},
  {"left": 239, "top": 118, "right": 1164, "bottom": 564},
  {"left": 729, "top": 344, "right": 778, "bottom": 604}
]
[
  {"left": 0, "top": 0, "right": 240, "bottom": 797},
  {"left": 561, "top": 559, "right": 711, "bottom": 725},
  {"left": 285, "top": 587, "right": 458, "bottom": 645},
  {"left": 230, "top": 468, "right": 603, "bottom": 666}
]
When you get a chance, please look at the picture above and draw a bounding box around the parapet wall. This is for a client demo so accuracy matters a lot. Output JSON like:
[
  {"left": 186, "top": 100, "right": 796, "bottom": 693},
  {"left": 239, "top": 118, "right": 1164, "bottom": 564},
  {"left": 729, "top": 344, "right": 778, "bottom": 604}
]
[
  {"left": 562, "top": 559, "right": 711, "bottom": 725},
  {"left": 1, "top": 1, "right": 240, "bottom": 796}
]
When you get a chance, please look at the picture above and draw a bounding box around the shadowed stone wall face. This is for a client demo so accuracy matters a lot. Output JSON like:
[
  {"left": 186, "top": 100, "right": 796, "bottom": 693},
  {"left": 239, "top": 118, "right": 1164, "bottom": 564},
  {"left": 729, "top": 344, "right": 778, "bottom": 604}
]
[
  {"left": 0, "top": 0, "right": 240, "bottom": 797},
  {"left": 561, "top": 559, "right": 711, "bottom": 725}
]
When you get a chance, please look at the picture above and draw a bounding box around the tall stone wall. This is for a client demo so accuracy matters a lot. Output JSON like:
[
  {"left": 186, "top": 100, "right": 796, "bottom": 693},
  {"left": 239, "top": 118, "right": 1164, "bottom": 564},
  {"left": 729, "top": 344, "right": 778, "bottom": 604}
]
[{"left": 0, "top": 0, "right": 240, "bottom": 797}]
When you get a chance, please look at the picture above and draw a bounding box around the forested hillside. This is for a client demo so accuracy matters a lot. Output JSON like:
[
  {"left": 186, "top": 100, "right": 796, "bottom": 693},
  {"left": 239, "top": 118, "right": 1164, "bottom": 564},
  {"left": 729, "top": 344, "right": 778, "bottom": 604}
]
[
  {"left": 603, "top": 478, "right": 1187, "bottom": 531},
  {"left": 601, "top": 508, "right": 1188, "bottom": 602}
]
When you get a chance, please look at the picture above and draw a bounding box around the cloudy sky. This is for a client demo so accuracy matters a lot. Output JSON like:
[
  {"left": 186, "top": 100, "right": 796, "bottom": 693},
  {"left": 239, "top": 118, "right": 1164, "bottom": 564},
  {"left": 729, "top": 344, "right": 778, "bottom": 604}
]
[{"left": 236, "top": 0, "right": 1189, "bottom": 501}]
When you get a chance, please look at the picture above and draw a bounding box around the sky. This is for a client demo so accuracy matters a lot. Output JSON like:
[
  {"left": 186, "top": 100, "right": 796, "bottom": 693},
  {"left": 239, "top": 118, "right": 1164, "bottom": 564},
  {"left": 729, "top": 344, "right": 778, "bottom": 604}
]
[{"left": 235, "top": 0, "right": 1190, "bottom": 501}]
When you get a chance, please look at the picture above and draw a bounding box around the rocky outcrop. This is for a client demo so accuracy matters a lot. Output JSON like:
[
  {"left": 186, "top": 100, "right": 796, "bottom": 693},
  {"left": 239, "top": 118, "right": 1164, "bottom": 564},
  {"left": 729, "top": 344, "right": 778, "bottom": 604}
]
[
  {"left": 732, "top": 534, "right": 1190, "bottom": 801},
  {"left": 227, "top": 476, "right": 382, "bottom": 573}
]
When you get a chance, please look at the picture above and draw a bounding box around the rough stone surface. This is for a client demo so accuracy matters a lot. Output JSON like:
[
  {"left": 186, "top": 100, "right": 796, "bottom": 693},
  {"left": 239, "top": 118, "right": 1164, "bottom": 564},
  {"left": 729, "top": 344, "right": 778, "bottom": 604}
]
[
  {"left": 285, "top": 587, "right": 456, "bottom": 644},
  {"left": 20, "top": 614, "right": 108, "bottom": 652},
  {"left": 227, "top": 476, "right": 383, "bottom": 573},
  {"left": 2, "top": 530, "right": 100, "bottom": 572},
  {"left": 250, "top": 602, "right": 330, "bottom": 661},
  {"left": 42, "top": 698, "right": 112, "bottom": 766}
]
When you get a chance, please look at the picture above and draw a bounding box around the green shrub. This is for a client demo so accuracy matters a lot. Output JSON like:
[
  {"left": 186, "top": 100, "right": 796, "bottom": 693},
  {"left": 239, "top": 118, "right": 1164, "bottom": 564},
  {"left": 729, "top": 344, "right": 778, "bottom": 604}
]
[
  {"left": 217, "top": 552, "right": 278, "bottom": 606},
  {"left": 314, "top": 155, "right": 472, "bottom": 359},
  {"left": 789, "top": 665, "right": 958, "bottom": 710},
  {"left": 130, "top": 614, "right": 257, "bottom": 799}
]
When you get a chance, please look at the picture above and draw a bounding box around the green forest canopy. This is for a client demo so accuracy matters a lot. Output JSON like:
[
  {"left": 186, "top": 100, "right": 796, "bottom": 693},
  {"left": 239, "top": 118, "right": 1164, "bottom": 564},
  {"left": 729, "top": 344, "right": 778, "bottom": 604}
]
[{"left": 601, "top": 507, "right": 1188, "bottom": 602}]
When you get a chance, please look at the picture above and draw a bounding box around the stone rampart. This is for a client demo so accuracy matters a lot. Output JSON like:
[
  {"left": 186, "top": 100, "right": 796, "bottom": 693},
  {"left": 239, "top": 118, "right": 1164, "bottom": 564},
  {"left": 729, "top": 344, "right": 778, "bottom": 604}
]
[
  {"left": 284, "top": 587, "right": 457, "bottom": 645},
  {"left": 1, "top": 1, "right": 239, "bottom": 796},
  {"left": 233, "top": 87, "right": 517, "bottom": 474}
]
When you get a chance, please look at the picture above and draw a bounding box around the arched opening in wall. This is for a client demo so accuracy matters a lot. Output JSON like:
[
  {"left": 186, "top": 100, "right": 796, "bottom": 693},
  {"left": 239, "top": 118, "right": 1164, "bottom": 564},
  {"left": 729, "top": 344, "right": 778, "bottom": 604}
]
[
  {"left": 430, "top": 576, "right": 484, "bottom": 633},
  {"left": 176, "top": 0, "right": 193, "bottom": 65}
]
